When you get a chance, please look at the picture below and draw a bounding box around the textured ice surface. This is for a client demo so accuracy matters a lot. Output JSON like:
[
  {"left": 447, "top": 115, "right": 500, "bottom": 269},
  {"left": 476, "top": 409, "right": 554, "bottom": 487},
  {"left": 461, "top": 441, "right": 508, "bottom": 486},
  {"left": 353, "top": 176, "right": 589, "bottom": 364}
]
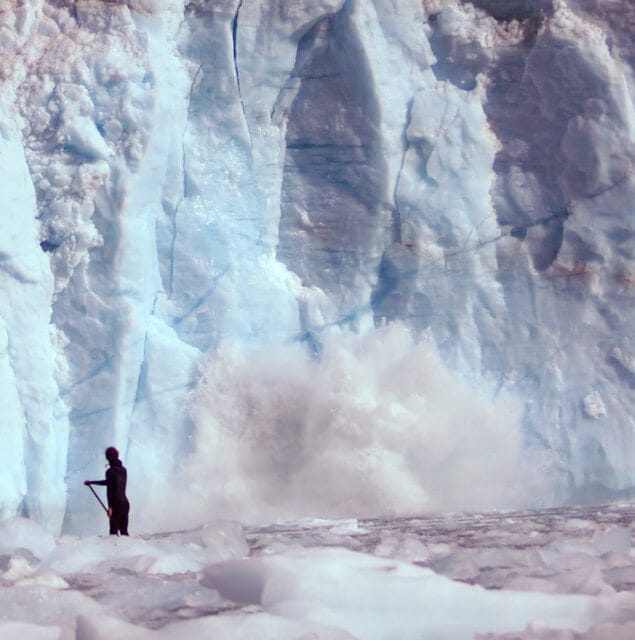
[
  {"left": 1, "top": 504, "right": 635, "bottom": 639},
  {"left": 0, "top": 0, "right": 634, "bottom": 532},
  {"left": 0, "top": 517, "right": 55, "bottom": 560}
]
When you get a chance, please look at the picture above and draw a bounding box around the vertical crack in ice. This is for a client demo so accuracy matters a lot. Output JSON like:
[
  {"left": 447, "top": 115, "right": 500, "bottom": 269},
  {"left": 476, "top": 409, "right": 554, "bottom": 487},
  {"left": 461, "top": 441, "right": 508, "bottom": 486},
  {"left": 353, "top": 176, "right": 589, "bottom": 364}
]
[
  {"left": 231, "top": 0, "right": 252, "bottom": 148},
  {"left": 231, "top": 0, "right": 242, "bottom": 89},
  {"left": 162, "top": 191, "right": 179, "bottom": 298},
  {"left": 6, "top": 328, "right": 39, "bottom": 520},
  {"left": 392, "top": 97, "right": 415, "bottom": 246},
  {"left": 167, "top": 63, "right": 202, "bottom": 298},
  {"left": 167, "top": 213, "right": 177, "bottom": 297},
  {"left": 183, "top": 63, "right": 202, "bottom": 202},
  {"left": 129, "top": 293, "right": 159, "bottom": 456}
]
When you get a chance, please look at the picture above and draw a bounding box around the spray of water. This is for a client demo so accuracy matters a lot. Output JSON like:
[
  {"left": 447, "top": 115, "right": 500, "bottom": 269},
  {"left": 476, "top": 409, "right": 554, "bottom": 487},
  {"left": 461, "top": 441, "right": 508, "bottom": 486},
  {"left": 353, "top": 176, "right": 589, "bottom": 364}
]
[{"left": 162, "top": 323, "right": 538, "bottom": 528}]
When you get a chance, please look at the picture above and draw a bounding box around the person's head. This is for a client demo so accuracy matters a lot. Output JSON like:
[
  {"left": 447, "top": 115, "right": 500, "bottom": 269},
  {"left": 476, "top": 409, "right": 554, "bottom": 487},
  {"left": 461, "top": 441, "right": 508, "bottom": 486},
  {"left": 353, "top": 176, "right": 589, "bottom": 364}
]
[{"left": 105, "top": 446, "right": 119, "bottom": 464}]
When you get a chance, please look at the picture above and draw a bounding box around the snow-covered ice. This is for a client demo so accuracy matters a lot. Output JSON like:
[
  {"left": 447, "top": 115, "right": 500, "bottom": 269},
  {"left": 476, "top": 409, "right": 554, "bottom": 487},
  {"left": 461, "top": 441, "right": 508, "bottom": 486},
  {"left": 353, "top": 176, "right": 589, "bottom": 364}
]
[{"left": 2, "top": 504, "right": 635, "bottom": 639}]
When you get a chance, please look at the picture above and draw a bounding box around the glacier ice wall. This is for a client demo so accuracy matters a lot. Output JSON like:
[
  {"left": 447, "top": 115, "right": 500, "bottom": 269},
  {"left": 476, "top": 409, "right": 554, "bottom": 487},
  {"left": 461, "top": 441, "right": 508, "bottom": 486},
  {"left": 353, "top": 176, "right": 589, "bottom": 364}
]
[{"left": 0, "top": 0, "right": 634, "bottom": 533}]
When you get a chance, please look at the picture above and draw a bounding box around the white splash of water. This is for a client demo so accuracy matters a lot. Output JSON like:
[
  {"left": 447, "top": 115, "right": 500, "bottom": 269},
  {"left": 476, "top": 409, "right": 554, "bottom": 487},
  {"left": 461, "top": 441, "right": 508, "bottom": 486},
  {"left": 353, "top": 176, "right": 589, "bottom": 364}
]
[{"left": 154, "top": 323, "right": 540, "bottom": 528}]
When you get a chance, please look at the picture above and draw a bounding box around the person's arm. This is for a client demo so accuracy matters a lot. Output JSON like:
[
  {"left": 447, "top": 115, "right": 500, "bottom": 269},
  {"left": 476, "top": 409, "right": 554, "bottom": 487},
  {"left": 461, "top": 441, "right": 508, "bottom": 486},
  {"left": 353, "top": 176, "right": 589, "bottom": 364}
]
[
  {"left": 105, "top": 468, "right": 114, "bottom": 511},
  {"left": 84, "top": 480, "right": 107, "bottom": 486}
]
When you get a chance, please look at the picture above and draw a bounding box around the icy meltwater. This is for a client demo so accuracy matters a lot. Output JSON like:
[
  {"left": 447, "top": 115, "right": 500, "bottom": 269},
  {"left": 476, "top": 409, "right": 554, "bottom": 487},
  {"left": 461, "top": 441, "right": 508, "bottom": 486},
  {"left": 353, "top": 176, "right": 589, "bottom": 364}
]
[{"left": 2, "top": 503, "right": 635, "bottom": 639}]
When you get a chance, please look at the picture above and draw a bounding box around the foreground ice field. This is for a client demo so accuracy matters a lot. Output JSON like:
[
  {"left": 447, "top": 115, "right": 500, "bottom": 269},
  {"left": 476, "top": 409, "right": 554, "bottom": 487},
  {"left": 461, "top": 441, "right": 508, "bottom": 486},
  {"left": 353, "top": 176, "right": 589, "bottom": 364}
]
[{"left": 2, "top": 502, "right": 635, "bottom": 639}]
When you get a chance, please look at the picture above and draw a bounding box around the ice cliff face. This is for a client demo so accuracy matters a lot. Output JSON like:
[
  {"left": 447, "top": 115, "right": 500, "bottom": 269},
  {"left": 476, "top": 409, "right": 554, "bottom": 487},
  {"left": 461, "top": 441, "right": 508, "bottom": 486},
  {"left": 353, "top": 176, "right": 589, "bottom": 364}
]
[{"left": 0, "top": 0, "right": 634, "bottom": 533}]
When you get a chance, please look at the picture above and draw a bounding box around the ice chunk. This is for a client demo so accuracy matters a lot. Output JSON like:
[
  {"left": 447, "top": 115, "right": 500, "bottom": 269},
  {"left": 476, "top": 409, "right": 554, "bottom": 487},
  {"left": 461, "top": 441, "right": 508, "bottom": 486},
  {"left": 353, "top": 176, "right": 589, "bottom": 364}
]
[
  {"left": 158, "top": 520, "right": 249, "bottom": 558},
  {"left": 1, "top": 554, "right": 37, "bottom": 582},
  {"left": 579, "top": 621, "right": 635, "bottom": 640},
  {"left": 75, "top": 610, "right": 357, "bottom": 640},
  {"left": 583, "top": 391, "right": 606, "bottom": 419},
  {"left": 202, "top": 557, "right": 267, "bottom": 605},
  {"left": 374, "top": 533, "right": 431, "bottom": 563},
  {"left": 13, "top": 571, "right": 69, "bottom": 589},
  {"left": 60, "top": 116, "right": 111, "bottom": 160},
  {"left": 40, "top": 523, "right": 249, "bottom": 580},
  {"left": 0, "top": 518, "right": 55, "bottom": 560},
  {"left": 74, "top": 614, "right": 150, "bottom": 640},
  {"left": 602, "top": 566, "right": 635, "bottom": 591},
  {"left": 0, "top": 585, "right": 102, "bottom": 629},
  {"left": 202, "top": 547, "right": 610, "bottom": 639},
  {"left": 431, "top": 550, "right": 481, "bottom": 582},
  {"left": 593, "top": 527, "right": 631, "bottom": 556},
  {"left": 157, "top": 612, "right": 357, "bottom": 640},
  {"left": 0, "top": 621, "right": 61, "bottom": 640}
]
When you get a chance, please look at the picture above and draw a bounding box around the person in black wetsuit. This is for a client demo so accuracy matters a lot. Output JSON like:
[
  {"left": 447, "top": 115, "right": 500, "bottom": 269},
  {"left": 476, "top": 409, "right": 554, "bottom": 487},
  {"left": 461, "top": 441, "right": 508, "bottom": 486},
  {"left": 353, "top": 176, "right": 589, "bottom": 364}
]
[{"left": 84, "top": 446, "right": 130, "bottom": 536}]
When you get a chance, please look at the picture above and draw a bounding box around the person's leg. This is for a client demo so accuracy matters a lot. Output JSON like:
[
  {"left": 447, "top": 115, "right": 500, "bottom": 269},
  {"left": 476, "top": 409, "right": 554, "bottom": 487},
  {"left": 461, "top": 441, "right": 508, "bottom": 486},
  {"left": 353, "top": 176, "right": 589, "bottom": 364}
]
[
  {"left": 110, "top": 508, "right": 122, "bottom": 535},
  {"left": 120, "top": 504, "right": 129, "bottom": 536}
]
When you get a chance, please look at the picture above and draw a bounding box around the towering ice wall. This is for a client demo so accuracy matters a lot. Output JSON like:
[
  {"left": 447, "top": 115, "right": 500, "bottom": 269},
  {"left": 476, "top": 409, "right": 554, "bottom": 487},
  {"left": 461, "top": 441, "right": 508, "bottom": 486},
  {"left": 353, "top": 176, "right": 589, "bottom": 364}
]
[{"left": 0, "top": 0, "right": 633, "bottom": 533}]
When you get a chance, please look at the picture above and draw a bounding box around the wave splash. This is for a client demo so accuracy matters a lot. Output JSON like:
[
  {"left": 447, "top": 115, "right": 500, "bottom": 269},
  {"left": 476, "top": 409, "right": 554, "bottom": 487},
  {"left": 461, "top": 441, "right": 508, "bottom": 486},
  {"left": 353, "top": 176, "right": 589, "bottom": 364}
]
[{"left": 160, "top": 323, "right": 542, "bottom": 528}]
